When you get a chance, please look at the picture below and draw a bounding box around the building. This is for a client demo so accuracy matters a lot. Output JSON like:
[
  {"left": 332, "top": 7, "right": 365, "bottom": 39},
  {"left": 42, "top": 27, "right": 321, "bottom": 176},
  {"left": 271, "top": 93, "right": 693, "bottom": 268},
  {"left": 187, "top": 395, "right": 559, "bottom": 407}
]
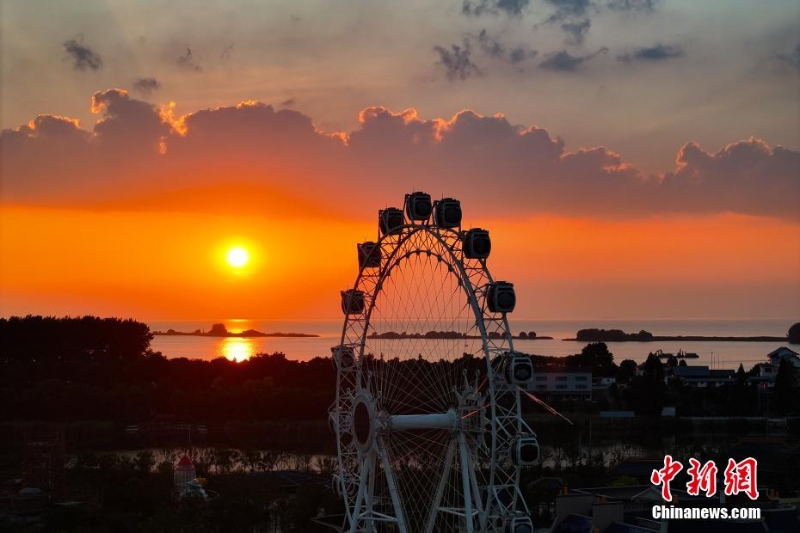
[
  {"left": 766, "top": 347, "right": 800, "bottom": 383},
  {"left": 549, "top": 485, "right": 799, "bottom": 533},
  {"left": 528, "top": 367, "right": 592, "bottom": 401},
  {"left": 672, "top": 366, "right": 735, "bottom": 388}
]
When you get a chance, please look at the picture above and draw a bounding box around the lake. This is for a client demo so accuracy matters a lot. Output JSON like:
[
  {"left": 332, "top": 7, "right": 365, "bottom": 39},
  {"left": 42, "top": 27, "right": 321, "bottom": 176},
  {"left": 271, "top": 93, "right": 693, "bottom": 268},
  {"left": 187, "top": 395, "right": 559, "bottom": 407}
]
[{"left": 147, "top": 318, "right": 796, "bottom": 371}]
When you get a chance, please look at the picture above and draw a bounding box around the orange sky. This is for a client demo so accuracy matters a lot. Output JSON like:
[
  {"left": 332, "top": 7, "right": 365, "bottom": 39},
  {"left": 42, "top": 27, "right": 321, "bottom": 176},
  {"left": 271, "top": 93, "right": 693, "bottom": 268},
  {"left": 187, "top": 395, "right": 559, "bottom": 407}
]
[
  {"left": 2, "top": 205, "right": 797, "bottom": 320},
  {"left": 1, "top": 2, "right": 798, "bottom": 322}
]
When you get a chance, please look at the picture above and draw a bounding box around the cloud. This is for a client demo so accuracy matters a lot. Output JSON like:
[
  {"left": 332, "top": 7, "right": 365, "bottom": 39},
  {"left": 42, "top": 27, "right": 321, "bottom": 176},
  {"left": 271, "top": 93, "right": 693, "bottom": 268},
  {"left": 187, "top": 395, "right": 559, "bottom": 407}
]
[
  {"left": 1, "top": 91, "right": 798, "bottom": 222},
  {"left": 561, "top": 18, "right": 591, "bottom": 45},
  {"left": 63, "top": 37, "right": 103, "bottom": 71},
  {"left": 545, "top": 0, "right": 592, "bottom": 23},
  {"left": 280, "top": 98, "right": 297, "bottom": 107},
  {"left": 132, "top": 77, "right": 162, "bottom": 96},
  {"left": 618, "top": 43, "right": 683, "bottom": 63},
  {"left": 476, "top": 30, "right": 538, "bottom": 66},
  {"left": 539, "top": 47, "right": 607, "bottom": 71},
  {"left": 774, "top": 42, "right": 800, "bottom": 70},
  {"left": 462, "top": 0, "right": 530, "bottom": 17},
  {"left": 434, "top": 41, "right": 482, "bottom": 80},
  {"left": 508, "top": 46, "right": 537, "bottom": 64},
  {"left": 606, "top": 0, "right": 659, "bottom": 12},
  {"left": 177, "top": 47, "right": 202, "bottom": 72}
]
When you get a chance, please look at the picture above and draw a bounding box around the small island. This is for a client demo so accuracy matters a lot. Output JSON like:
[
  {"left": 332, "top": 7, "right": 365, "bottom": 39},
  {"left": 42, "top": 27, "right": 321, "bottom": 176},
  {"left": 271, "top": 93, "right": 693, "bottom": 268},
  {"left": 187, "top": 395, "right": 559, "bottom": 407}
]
[
  {"left": 565, "top": 328, "right": 786, "bottom": 342},
  {"left": 153, "top": 323, "right": 319, "bottom": 338}
]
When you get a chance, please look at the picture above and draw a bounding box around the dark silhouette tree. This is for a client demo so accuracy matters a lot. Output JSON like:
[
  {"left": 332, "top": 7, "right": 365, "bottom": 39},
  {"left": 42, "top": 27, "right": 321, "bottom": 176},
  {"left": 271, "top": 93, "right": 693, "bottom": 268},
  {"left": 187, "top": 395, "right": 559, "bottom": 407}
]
[
  {"left": 772, "top": 359, "right": 799, "bottom": 415},
  {"left": 631, "top": 353, "right": 666, "bottom": 417},
  {"left": 616, "top": 359, "right": 637, "bottom": 384},
  {"left": 565, "top": 342, "right": 617, "bottom": 377},
  {"left": 788, "top": 322, "right": 800, "bottom": 344}
]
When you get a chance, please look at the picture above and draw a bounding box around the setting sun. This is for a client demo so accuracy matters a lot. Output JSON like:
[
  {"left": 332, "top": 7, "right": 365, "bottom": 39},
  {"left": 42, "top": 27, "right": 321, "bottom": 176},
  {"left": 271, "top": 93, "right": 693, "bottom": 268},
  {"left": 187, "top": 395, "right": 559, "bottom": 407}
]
[{"left": 226, "top": 246, "right": 250, "bottom": 268}]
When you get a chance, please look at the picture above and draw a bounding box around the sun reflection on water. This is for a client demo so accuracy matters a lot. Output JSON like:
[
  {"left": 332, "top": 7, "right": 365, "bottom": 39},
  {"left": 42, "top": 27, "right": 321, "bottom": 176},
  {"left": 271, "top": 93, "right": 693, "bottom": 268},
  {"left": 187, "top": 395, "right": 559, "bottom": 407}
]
[{"left": 221, "top": 337, "right": 255, "bottom": 362}]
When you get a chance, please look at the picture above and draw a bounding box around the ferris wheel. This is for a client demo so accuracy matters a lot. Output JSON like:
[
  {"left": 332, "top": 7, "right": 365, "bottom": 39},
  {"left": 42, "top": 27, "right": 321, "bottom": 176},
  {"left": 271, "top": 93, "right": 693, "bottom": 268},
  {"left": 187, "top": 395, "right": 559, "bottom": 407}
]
[{"left": 330, "top": 192, "right": 539, "bottom": 533}]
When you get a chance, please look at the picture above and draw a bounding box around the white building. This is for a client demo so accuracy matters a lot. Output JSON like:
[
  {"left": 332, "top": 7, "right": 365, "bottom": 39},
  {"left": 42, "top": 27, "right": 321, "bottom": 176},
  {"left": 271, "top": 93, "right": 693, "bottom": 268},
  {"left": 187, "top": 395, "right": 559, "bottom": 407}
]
[{"left": 528, "top": 367, "right": 592, "bottom": 400}]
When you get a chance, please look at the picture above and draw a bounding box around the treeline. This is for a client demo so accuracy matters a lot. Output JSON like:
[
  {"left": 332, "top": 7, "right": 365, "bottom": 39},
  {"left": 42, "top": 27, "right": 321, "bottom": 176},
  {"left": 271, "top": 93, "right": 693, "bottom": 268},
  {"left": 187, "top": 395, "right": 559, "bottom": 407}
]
[
  {"left": 575, "top": 328, "right": 654, "bottom": 342},
  {"left": 0, "top": 316, "right": 334, "bottom": 427}
]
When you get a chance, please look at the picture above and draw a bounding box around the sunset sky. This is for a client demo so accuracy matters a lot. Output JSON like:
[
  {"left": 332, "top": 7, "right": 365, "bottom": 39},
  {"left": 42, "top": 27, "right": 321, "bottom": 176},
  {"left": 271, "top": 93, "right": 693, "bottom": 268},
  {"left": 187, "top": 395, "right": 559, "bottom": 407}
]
[{"left": 1, "top": 0, "right": 799, "bottom": 321}]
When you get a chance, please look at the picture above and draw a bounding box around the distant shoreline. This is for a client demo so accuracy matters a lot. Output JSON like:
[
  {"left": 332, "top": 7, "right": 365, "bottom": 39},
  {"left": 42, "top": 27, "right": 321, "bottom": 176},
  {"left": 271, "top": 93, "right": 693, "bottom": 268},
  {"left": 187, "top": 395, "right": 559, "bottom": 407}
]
[
  {"left": 562, "top": 336, "right": 786, "bottom": 342},
  {"left": 153, "top": 329, "right": 319, "bottom": 338}
]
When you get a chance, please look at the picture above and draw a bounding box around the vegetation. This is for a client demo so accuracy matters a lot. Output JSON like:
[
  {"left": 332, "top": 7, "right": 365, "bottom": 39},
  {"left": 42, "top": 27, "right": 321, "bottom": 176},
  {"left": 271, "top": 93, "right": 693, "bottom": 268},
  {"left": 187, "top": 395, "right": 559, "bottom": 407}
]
[
  {"left": 789, "top": 322, "right": 800, "bottom": 344},
  {"left": 576, "top": 328, "right": 654, "bottom": 342}
]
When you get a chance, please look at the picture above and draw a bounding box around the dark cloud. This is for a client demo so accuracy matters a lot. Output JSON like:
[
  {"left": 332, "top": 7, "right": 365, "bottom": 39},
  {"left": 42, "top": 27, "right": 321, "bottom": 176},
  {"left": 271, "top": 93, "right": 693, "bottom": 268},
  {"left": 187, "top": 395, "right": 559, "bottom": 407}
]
[
  {"left": 434, "top": 41, "right": 482, "bottom": 81},
  {"left": 63, "top": 37, "right": 103, "bottom": 71},
  {"left": 539, "top": 47, "right": 607, "bottom": 71},
  {"left": 774, "top": 43, "right": 800, "bottom": 70},
  {"left": 177, "top": 47, "right": 202, "bottom": 72},
  {"left": 280, "top": 98, "right": 296, "bottom": 107},
  {"left": 617, "top": 43, "right": 683, "bottom": 63},
  {"left": 132, "top": 77, "right": 161, "bottom": 96},
  {"left": 561, "top": 18, "right": 591, "bottom": 45},
  {"left": 606, "top": 0, "right": 659, "bottom": 12},
  {"left": 2, "top": 91, "right": 798, "bottom": 221},
  {"left": 476, "top": 30, "right": 538, "bottom": 67},
  {"left": 477, "top": 29, "right": 506, "bottom": 58},
  {"left": 509, "top": 46, "right": 537, "bottom": 64},
  {"left": 462, "top": 0, "right": 530, "bottom": 17},
  {"left": 545, "top": 0, "right": 592, "bottom": 23}
]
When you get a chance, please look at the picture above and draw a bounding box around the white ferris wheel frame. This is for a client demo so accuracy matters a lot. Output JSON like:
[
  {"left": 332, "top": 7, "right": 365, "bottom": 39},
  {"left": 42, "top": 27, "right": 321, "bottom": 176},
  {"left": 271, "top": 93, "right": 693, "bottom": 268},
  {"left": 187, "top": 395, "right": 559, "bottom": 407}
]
[{"left": 330, "top": 204, "right": 535, "bottom": 533}]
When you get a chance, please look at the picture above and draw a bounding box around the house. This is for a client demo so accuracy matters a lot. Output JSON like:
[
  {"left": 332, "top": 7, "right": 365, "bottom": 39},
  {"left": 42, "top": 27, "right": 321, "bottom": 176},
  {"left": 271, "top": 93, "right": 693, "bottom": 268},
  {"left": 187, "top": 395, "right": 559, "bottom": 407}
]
[
  {"left": 672, "top": 366, "right": 735, "bottom": 388},
  {"left": 766, "top": 347, "right": 800, "bottom": 380},
  {"left": 528, "top": 366, "right": 592, "bottom": 401}
]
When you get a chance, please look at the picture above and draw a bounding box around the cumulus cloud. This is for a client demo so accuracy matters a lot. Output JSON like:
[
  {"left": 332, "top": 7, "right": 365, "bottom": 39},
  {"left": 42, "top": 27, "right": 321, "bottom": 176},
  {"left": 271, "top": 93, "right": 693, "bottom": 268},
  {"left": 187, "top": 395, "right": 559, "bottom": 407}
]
[
  {"left": 132, "top": 77, "right": 161, "bottom": 96},
  {"left": 63, "top": 37, "right": 103, "bottom": 71},
  {"left": 618, "top": 43, "right": 683, "bottom": 63},
  {"left": 539, "top": 47, "right": 607, "bottom": 71},
  {"left": 463, "top": 0, "right": 530, "bottom": 17},
  {"left": 177, "top": 47, "right": 202, "bottom": 72},
  {"left": 434, "top": 41, "right": 482, "bottom": 80},
  {"left": 1, "top": 90, "right": 798, "bottom": 221}
]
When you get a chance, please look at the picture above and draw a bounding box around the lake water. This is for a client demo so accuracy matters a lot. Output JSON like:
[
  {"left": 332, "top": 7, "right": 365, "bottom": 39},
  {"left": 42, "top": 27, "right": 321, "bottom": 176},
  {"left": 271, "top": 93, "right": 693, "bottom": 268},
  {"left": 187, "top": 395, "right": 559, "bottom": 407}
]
[{"left": 147, "top": 318, "right": 796, "bottom": 371}]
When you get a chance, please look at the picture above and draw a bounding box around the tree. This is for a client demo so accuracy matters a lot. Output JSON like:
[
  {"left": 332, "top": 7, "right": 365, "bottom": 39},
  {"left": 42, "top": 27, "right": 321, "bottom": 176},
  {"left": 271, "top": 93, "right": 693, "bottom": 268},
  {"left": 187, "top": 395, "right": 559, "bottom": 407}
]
[
  {"left": 772, "top": 359, "right": 799, "bottom": 415},
  {"left": 566, "top": 342, "right": 617, "bottom": 377},
  {"left": 631, "top": 353, "right": 666, "bottom": 417},
  {"left": 209, "top": 323, "right": 228, "bottom": 336},
  {"left": 616, "top": 359, "right": 637, "bottom": 384},
  {"left": 788, "top": 322, "right": 800, "bottom": 344}
]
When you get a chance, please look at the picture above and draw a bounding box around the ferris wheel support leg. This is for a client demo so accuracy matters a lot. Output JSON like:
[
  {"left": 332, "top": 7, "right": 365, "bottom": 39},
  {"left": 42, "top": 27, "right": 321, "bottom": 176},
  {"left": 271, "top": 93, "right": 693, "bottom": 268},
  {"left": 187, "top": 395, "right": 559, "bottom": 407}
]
[
  {"left": 425, "top": 438, "right": 457, "bottom": 533},
  {"left": 366, "top": 444, "right": 377, "bottom": 532},
  {"left": 459, "top": 432, "right": 475, "bottom": 533},
  {"left": 349, "top": 450, "right": 373, "bottom": 533},
  {"left": 376, "top": 435, "right": 408, "bottom": 533},
  {"left": 464, "top": 435, "right": 484, "bottom": 524}
]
